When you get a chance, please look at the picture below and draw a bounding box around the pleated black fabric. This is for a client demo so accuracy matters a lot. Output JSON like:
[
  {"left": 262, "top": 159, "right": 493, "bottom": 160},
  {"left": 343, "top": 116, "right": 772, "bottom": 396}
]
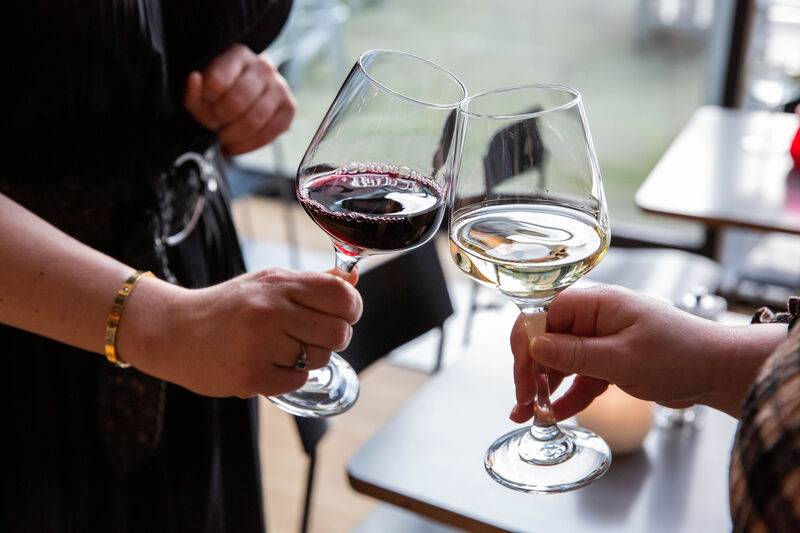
[{"left": 1, "top": 1, "right": 292, "bottom": 531}]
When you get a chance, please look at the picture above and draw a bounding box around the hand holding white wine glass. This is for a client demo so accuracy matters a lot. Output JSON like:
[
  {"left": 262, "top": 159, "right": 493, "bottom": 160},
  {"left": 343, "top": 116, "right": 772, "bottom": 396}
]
[
  {"left": 448, "top": 85, "right": 611, "bottom": 492},
  {"left": 268, "top": 49, "right": 466, "bottom": 418}
]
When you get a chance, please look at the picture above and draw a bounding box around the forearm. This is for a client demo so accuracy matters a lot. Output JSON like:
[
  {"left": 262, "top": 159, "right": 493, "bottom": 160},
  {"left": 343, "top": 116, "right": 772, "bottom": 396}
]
[
  {"left": 703, "top": 322, "right": 788, "bottom": 417},
  {"left": 0, "top": 192, "right": 174, "bottom": 359}
]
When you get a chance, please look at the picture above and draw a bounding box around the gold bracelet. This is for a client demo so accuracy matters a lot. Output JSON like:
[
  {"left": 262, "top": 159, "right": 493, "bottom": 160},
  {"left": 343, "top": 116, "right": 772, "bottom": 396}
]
[{"left": 104, "top": 270, "right": 155, "bottom": 368}]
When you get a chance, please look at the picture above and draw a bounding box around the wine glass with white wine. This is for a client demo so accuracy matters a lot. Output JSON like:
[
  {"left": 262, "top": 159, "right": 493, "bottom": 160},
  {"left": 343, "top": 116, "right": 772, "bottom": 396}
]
[{"left": 448, "top": 85, "right": 611, "bottom": 492}]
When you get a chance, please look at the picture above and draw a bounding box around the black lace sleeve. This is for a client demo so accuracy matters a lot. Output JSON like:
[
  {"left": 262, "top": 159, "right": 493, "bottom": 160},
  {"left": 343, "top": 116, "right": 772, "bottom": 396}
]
[
  {"left": 750, "top": 296, "right": 800, "bottom": 328},
  {"left": 730, "top": 298, "right": 800, "bottom": 532}
]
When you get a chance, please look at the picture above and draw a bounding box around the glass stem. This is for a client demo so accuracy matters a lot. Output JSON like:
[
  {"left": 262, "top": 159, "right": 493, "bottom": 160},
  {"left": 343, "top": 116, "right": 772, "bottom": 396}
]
[
  {"left": 334, "top": 248, "right": 360, "bottom": 275},
  {"left": 517, "top": 305, "right": 575, "bottom": 465}
]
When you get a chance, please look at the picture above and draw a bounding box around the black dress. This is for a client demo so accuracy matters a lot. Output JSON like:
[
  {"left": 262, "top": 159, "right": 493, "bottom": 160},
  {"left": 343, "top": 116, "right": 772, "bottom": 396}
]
[{"left": 2, "top": 1, "right": 292, "bottom": 531}]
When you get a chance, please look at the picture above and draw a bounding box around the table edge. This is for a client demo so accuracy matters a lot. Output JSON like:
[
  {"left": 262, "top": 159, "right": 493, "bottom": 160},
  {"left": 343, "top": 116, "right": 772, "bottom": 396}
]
[
  {"left": 636, "top": 204, "right": 800, "bottom": 236},
  {"left": 347, "top": 470, "right": 510, "bottom": 533}
]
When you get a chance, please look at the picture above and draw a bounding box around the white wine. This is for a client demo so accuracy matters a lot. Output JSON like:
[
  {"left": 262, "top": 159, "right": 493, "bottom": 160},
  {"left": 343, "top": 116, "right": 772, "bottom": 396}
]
[{"left": 449, "top": 204, "right": 609, "bottom": 300}]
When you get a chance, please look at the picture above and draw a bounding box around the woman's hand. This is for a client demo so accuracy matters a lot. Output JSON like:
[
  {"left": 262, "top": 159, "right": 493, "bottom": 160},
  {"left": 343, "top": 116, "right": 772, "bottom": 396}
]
[
  {"left": 509, "top": 285, "right": 786, "bottom": 421},
  {"left": 118, "top": 268, "right": 362, "bottom": 398},
  {"left": 184, "top": 44, "right": 296, "bottom": 156},
  {"left": 0, "top": 193, "right": 360, "bottom": 399}
]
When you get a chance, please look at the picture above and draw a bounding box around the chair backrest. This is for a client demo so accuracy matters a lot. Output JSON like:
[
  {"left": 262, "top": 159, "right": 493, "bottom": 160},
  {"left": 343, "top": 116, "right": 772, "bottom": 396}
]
[
  {"left": 483, "top": 109, "right": 547, "bottom": 191},
  {"left": 340, "top": 239, "right": 454, "bottom": 375},
  {"left": 294, "top": 239, "right": 453, "bottom": 449}
]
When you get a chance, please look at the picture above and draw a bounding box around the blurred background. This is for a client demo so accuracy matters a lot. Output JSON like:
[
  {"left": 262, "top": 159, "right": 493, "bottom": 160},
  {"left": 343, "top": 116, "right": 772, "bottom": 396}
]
[
  {"left": 226, "top": 1, "right": 800, "bottom": 532},
  {"left": 238, "top": 0, "right": 796, "bottom": 236}
]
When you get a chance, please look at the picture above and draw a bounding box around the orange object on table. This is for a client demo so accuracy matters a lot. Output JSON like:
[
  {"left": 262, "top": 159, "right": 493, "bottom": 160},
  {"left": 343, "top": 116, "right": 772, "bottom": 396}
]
[{"left": 575, "top": 385, "right": 654, "bottom": 455}]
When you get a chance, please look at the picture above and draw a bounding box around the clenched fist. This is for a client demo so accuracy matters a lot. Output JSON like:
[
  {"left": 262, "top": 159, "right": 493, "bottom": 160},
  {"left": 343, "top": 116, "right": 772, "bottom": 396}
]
[{"left": 185, "top": 44, "right": 296, "bottom": 155}]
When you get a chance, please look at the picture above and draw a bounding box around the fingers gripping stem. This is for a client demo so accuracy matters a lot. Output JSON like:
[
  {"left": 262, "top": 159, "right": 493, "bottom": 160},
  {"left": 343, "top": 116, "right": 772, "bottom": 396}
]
[{"left": 521, "top": 308, "right": 556, "bottom": 427}]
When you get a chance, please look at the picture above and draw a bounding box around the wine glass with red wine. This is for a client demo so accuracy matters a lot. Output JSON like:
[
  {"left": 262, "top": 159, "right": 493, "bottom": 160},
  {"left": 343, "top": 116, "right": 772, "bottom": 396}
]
[{"left": 268, "top": 49, "right": 466, "bottom": 418}]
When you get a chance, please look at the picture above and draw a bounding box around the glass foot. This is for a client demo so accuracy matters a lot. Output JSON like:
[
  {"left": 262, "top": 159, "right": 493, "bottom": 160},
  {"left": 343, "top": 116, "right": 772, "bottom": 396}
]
[
  {"left": 268, "top": 352, "right": 359, "bottom": 418},
  {"left": 655, "top": 405, "right": 703, "bottom": 432},
  {"left": 485, "top": 424, "right": 611, "bottom": 493}
]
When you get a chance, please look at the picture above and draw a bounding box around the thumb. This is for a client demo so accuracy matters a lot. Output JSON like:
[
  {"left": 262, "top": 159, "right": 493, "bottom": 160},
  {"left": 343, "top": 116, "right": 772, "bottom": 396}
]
[
  {"left": 530, "top": 333, "right": 615, "bottom": 381},
  {"left": 326, "top": 267, "right": 359, "bottom": 287},
  {"left": 184, "top": 71, "right": 203, "bottom": 108}
]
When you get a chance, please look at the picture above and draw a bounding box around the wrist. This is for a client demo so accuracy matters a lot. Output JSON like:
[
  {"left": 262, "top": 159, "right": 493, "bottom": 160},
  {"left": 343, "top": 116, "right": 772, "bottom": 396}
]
[
  {"left": 114, "top": 276, "right": 188, "bottom": 374},
  {"left": 703, "top": 323, "right": 787, "bottom": 417}
]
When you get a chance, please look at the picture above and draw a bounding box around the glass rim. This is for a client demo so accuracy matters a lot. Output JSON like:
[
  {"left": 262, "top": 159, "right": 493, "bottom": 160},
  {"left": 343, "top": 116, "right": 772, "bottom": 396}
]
[
  {"left": 459, "top": 84, "right": 582, "bottom": 120},
  {"left": 357, "top": 49, "right": 467, "bottom": 109}
]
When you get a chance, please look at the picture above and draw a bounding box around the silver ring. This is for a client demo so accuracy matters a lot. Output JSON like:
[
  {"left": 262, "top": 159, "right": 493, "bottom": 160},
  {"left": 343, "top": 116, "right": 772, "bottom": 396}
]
[{"left": 294, "top": 346, "right": 309, "bottom": 371}]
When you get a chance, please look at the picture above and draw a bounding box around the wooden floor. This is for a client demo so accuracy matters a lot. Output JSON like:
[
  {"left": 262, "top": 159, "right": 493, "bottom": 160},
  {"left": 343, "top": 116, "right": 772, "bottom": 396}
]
[
  {"left": 232, "top": 196, "right": 442, "bottom": 533},
  {"left": 257, "top": 364, "right": 430, "bottom": 533}
]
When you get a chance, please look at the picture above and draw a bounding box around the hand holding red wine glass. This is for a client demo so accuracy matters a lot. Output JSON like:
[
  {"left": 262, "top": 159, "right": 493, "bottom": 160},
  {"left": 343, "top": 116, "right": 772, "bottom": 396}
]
[{"left": 268, "top": 49, "right": 466, "bottom": 418}]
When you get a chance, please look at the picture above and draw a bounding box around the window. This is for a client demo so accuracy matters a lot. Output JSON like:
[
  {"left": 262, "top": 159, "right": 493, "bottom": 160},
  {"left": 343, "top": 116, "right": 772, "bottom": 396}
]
[{"left": 248, "top": 0, "right": 744, "bottom": 240}]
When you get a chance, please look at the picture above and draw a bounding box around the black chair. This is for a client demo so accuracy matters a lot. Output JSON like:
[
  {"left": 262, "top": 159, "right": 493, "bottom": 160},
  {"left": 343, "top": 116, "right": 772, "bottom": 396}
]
[
  {"left": 293, "top": 239, "right": 454, "bottom": 533},
  {"left": 482, "top": 108, "right": 547, "bottom": 191}
]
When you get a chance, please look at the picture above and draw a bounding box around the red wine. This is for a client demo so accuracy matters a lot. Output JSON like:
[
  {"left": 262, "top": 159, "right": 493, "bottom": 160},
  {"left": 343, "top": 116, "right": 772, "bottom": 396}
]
[{"left": 298, "top": 162, "right": 444, "bottom": 254}]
